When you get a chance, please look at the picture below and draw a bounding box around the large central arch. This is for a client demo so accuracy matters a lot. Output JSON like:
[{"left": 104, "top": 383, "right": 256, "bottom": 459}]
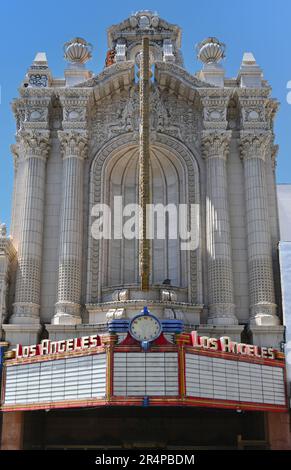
[{"left": 86, "top": 133, "right": 202, "bottom": 305}]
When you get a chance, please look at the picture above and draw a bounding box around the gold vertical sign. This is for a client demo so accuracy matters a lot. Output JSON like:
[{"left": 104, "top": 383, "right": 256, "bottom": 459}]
[{"left": 139, "top": 37, "right": 151, "bottom": 290}]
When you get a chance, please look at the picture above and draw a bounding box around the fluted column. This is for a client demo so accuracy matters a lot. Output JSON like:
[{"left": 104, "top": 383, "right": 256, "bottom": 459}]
[
  {"left": 11, "top": 130, "right": 50, "bottom": 323},
  {"left": 53, "top": 130, "right": 88, "bottom": 325},
  {"left": 202, "top": 131, "right": 237, "bottom": 325},
  {"left": 240, "top": 132, "right": 279, "bottom": 325}
]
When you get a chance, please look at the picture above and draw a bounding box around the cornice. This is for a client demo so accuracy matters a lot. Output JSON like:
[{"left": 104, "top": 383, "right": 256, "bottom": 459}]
[
  {"left": 235, "top": 87, "right": 271, "bottom": 98},
  {"left": 18, "top": 87, "right": 55, "bottom": 99}
]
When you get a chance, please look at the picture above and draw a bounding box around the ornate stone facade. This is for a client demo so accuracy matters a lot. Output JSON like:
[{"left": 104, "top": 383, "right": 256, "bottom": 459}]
[{"left": 0, "top": 11, "right": 284, "bottom": 348}]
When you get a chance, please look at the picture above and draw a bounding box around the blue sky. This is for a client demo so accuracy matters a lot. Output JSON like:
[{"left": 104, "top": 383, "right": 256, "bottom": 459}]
[{"left": 0, "top": 0, "right": 290, "bottom": 227}]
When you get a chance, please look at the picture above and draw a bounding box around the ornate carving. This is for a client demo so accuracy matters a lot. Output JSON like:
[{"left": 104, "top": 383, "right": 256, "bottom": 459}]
[
  {"left": 236, "top": 88, "right": 278, "bottom": 131},
  {"left": 54, "top": 302, "right": 81, "bottom": 320},
  {"left": 240, "top": 132, "right": 272, "bottom": 160},
  {"left": 201, "top": 131, "right": 231, "bottom": 159},
  {"left": 271, "top": 144, "right": 279, "bottom": 170},
  {"left": 208, "top": 303, "right": 236, "bottom": 325},
  {"left": 199, "top": 89, "right": 230, "bottom": 130},
  {"left": 107, "top": 11, "right": 183, "bottom": 66},
  {"left": 112, "top": 289, "right": 129, "bottom": 301},
  {"left": 58, "top": 130, "right": 88, "bottom": 159},
  {"left": 17, "top": 129, "right": 50, "bottom": 159},
  {"left": 12, "top": 302, "right": 40, "bottom": 319},
  {"left": 12, "top": 94, "right": 51, "bottom": 133},
  {"left": 160, "top": 289, "right": 178, "bottom": 302},
  {"left": 59, "top": 92, "right": 91, "bottom": 131},
  {"left": 265, "top": 99, "right": 279, "bottom": 131},
  {"left": 106, "top": 308, "right": 125, "bottom": 320},
  {"left": 28, "top": 74, "right": 48, "bottom": 87},
  {"left": 90, "top": 83, "right": 201, "bottom": 153},
  {"left": 28, "top": 108, "right": 48, "bottom": 121},
  {"left": 250, "top": 302, "right": 278, "bottom": 324}
]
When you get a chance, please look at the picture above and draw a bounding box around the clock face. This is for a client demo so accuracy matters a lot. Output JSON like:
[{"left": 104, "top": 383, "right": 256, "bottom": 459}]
[{"left": 130, "top": 314, "right": 161, "bottom": 342}]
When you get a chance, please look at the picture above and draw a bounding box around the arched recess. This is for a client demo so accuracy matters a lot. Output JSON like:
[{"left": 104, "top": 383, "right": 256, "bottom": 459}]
[{"left": 86, "top": 133, "right": 202, "bottom": 305}]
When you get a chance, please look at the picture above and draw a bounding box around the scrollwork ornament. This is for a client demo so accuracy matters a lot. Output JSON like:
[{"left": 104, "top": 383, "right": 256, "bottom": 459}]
[
  {"left": 201, "top": 131, "right": 231, "bottom": 160},
  {"left": 18, "top": 129, "right": 50, "bottom": 159},
  {"left": 58, "top": 130, "right": 88, "bottom": 159},
  {"left": 28, "top": 74, "right": 48, "bottom": 88},
  {"left": 240, "top": 132, "right": 272, "bottom": 161}
]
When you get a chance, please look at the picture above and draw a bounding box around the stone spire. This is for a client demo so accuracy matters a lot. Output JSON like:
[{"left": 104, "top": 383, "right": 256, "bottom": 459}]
[
  {"left": 238, "top": 52, "right": 263, "bottom": 88},
  {"left": 24, "top": 52, "right": 52, "bottom": 88}
]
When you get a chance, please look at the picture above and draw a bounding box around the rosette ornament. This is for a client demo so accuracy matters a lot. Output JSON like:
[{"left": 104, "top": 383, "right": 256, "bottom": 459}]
[
  {"left": 196, "top": 37, "right": 225, "bottom": 64},
  {"left": 63, "top": 37, "right": 93, "bottom": 65}
]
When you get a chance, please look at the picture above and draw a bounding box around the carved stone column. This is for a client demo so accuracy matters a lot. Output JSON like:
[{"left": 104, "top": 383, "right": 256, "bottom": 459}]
[
  {"left": 240, "top": 132, "right": 279, "bottom": 326},
  {"left": 202, "top": 131, "right": 237, "bottom": 325},
  {"left": 53, "top": 130, "right": 88, "bottom": 325},
  {"left": 11, "top": 130, "right": 50, "bottom": 324}
]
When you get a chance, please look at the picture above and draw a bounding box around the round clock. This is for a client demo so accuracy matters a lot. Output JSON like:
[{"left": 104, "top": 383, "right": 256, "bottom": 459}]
[{"left": 130, "top": 312, "right": 162, "bottom": 343}]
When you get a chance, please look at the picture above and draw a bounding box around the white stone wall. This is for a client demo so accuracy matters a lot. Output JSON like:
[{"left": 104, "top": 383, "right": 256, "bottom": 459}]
[
  {"left": 2, "top": 28, "right": 283, "bottom": 347},
  {"left": 40, "top": 136, "right": 62, "bottom": 322},
  {"left": 228, "top": 137, "right": 249, "bottom": 322}
]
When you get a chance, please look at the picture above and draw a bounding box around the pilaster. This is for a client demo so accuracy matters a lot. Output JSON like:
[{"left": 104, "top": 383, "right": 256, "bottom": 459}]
[
  {"left": 11, "top": 128, "right": 50, "bottom": 324},
  {"left": 240, "top": 131, "right": 279, "bottom": 326},
  {"left": 52, "top": 107, "right": 89, "bottom": 324},
  {"left": 202, "top": 130, "right": 237, "bottom": 326}
]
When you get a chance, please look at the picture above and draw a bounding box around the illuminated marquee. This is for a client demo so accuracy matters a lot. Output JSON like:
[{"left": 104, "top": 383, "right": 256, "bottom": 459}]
[
  {"left": 0, "top": 326, "right": 288, "bottom": 413},
  {"left": 191, "top": 331, "right": 275, "bottom": 360},
  {"left": 15, "top": 335, "right": 100, "bottom": 359}
]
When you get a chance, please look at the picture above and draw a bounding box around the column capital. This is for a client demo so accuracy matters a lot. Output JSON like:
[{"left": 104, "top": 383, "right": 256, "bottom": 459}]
[
  {"left": 58, "top": 130, "right": 88, "bottom": 160},
  {"left": 17, "top": 129, "right": 50, "bottom": 160},
  {"left": 239, "top": 131, "right": 272, "bottom": 161},
  {"left": 201, "top": 130, "right": 232, "bottom": 160}
]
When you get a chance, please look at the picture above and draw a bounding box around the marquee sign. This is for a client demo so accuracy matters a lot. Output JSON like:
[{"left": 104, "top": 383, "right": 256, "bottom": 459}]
[
  {"left": 190, "top": 331, "right": 276, "bottom": 360},
  {"left": 14, "top": 335, "right": 100, "bottom": 359},
  {"left": 0, "top": 310, "right": 288, "bottom": 414}
]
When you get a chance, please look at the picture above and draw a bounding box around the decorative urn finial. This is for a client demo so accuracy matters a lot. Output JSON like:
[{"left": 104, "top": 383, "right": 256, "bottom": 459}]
[
  {"left": 63, "top": 37, "right": 93, "bottom": 65},
  {"left": 196, "top": 37, "right": 225, "bottom": 64}
]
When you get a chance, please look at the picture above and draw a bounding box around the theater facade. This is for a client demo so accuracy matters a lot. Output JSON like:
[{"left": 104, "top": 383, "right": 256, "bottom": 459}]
[{"left": 0, "top": 11, "right": 290, "bottom": 449}]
